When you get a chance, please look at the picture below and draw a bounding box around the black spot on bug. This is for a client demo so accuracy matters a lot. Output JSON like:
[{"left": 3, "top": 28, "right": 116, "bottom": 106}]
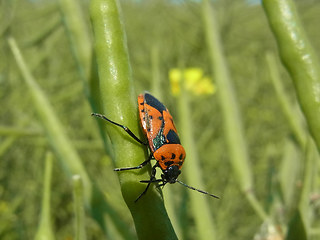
[
  {"left": 179, "top": 154, "right": 183, "bottom": 160},
  {"left": 149, "top": 115, "right": 153, "bottom": 120},
  {"left": 139, "top": 102, "right": 144, "bottom": 105},
  {"left": 171, "top": 153, "right": 176, "bottom": 159},
  {"left": 158, "top": 116, "right": 163, "bottom": 121},
  {"left": 179, "top": 161, "right": 183, "bottom": 166},
  {"left": 161, "top": 155, "right": 165, "bottom": 160},
  {"left": 144, "top": 93, "right": 167, "bottom": 112},
  {"left": 164, "top": 161, "right": 174, "bottom": 166},
  {"left": 166, "top": 129, "right": 181, "bottom": 144},
  {"left": 141, "top": 109, "right": 144, "bottom": 113}
]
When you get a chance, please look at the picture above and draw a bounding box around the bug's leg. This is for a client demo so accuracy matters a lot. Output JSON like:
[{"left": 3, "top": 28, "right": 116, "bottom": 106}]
[
  {"left": 140, "top": 175, "right": 167, "bottom": 189},
  {"left": 114, "top": 153, "right": 153, "bottom": 172},
  {"left": 157, "top": 181, "right": 167, "bottom": 189},
  {"left": 134, "top": 164, "right": 159, "bottom": 202},
  {"left": 91, "top": 113, "right": 148, "bottom": 145}
]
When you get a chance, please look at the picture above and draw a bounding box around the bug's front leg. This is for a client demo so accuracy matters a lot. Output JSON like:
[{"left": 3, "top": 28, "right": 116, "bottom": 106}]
[{"left": 134, "top": 163, "right": 161, "bottom": 202}]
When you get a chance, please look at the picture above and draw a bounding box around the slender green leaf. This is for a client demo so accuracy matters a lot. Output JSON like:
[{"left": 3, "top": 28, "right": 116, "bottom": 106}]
[{"left": 286, "top": 211, "right": 307, "bottom": 240}]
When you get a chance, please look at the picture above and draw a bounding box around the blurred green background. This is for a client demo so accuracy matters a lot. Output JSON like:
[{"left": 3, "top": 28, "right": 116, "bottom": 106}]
[{"left": 1, "top": 0, "right": 320, "bottom": 239}]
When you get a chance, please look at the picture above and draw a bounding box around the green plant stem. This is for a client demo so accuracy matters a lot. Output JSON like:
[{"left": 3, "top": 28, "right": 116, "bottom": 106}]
[
  {"left": 151, "top": 45, "right": 162, "bottom": 100},
  {"left": 296, "top": 138, "right": 317, "bottom": 236},
  {"left": 0, "top": 136, "right": 17, "bottom": 157},
  {"left": 0, "top": 0, "right": 16, "bottom": 37},
  {"left": 8, "top": 36, "right": 133, "bottom": 240},
  {"left": 202, "top": 0, "right": 268, "bottom": 221},
  {"left": 59, "top": 0, "right": 112, "bottom": 155},
  {"left": 263, "top": 0, "right": 320, "bottom": 152},
  {"left": 150, "top": 53, "right": 182, "bottom": 239},
  {"left": 73, "top": 175, "right": 87, "bottom": 240},
  {"left": 8, "top": 37, "right": 92, "bottom": 205},
  {"left": 266, "top": 52, "right": 306, "bottom": 147},
  {"left": 90, "top": 0, "right": 177, "bottom": 239},
  {"left": 280, "top": 140, "right": 301, "bottom": 208},
  {"left": 0, "top": 126, "right": 42, "bottom": 136},
  {"left": 58, "top": 0, "right": 91, "bottom": 81},
  {"left": 35, "top": 152, "right": 55, "bottom": 240},
  {"left": 178, "top": 87, "right": 217, "bottom": 240}
]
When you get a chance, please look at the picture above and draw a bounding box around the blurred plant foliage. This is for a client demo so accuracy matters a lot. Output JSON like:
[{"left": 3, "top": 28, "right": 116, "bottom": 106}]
[{"left": 0, "top": 0, "right": 320, "bottom": 239}]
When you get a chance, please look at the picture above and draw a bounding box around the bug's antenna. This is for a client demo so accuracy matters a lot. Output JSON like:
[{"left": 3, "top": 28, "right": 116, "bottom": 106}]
[{"left": 176, "top": 180, "right": 220, "bottom": 199}]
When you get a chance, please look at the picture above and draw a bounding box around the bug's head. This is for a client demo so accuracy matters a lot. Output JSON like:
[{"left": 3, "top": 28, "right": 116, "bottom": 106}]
[{"left": 162, "top": 165, "right": 181, "bottom": 184}]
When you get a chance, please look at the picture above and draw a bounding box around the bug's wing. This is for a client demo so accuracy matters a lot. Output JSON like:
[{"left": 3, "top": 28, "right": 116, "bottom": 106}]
[{"left": 139, "top": 93, "right": 181, "bottom": 152}]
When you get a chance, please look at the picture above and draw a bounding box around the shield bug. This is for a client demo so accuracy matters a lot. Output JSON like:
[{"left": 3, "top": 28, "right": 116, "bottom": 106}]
[{"left": 92, "top": 92, "right": 219, "bottom": 202}]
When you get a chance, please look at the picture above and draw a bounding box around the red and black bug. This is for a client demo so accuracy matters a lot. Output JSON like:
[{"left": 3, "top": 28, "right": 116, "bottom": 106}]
[{"left": 92, "top": 92, "right": 219, "bottom": 202}]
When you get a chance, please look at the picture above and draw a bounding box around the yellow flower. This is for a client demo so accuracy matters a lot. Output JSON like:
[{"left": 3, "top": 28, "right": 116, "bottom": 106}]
[
  {"left": 193, "top": 77, "right": 216, "bottom": 95},
  {"left": 169, "top": 68, "right": 216, "bottom": 96},
  {"left": 184, "top": 68, "right": 203, "bottom": 91},
  {"left": 169, "top": 68, "right": 182, "bottom": 96}
]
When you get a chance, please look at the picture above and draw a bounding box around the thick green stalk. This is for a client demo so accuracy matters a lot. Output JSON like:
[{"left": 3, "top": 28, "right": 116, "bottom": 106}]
[
  {"left": 8, "top": 36, "right": 133, "bottom": 240},
  {"left": 35, "top": 152, "right": 55, "bottom": 240},
  {"left": 202, "top": 0, "right": 267, "bottom": 220},
  {"left": 263, "top": 0, "right": 320, "bottom": 152},
  {"left": 90, "top": 1, "right": 177, "bottom": 239},
  {"left": 59, "top": 0, "right": 112, "bottom": 154},
  {"left": 59, "top": 3, "right": 120, "bottom": 235},
  {"left": 178, "top": 88, "right": 217, "bottom": 240}
]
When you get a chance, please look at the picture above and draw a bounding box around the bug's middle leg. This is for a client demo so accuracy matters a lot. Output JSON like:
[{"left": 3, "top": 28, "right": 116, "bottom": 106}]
[
  {"left": 91, "top": 113, "right": 148, "bottom": 145},
  {"left": 114, "top": 153, "right": 153, "bottom": 172}
]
